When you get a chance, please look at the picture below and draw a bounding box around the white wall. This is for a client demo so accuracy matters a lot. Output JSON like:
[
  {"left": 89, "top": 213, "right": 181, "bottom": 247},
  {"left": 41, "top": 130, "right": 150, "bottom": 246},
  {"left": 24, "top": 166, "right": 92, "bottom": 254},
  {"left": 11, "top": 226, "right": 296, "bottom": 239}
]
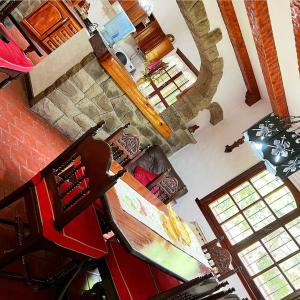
[{"left": 152, "top": 0, "right": 201, "bottom": 68}]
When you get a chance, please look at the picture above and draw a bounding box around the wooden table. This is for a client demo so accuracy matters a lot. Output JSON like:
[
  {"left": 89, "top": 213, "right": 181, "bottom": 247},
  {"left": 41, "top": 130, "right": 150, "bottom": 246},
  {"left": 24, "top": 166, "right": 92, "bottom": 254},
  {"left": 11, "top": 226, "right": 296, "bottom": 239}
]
[{"left": 103, "top": 161, "right": 211, "bottom": 281}]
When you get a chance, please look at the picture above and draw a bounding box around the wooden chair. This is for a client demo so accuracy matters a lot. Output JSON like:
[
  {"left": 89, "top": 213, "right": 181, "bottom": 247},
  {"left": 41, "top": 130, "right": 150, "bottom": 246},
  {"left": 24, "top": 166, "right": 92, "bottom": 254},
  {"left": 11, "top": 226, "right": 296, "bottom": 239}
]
[
  {"left": 202, "top": 237, "right": 241, "bottom": 281},
  {"left": 148, "top": 274, "right": 233, "bottom": 300},
  {"left": 105, "top": 123, "right": 149, "bottom": 169},
  {"left": 147, "top": 168, "right": 187, "bottom": 204},
  {"left": 0, "top": 121, "right": 125, "bottom": 285}
]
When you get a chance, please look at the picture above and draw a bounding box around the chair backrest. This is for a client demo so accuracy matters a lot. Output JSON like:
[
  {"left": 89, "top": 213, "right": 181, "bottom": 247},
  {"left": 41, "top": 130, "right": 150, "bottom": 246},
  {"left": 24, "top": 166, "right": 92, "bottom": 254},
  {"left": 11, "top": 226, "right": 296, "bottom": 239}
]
[
  {"left": 41, "top": 121, "right": 125, "bottom": 231},
  {"left": 202, "top": 238, "right": 239, "bottom": 281},
  {"left": 148, "top": 274, "right": 233, "bottom": 300},
  {"left": 106, "top": 123, "right": 144, "bottom": 168},
  {"left": 147, "top": 168, "right": 187, "bottom": 204}
]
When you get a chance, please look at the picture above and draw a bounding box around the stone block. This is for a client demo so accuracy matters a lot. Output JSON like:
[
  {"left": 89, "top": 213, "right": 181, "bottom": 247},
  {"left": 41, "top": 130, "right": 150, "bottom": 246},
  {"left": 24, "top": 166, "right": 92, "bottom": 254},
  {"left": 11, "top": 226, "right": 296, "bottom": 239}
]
[
  {"left": 93, "top": 129, "right": 110, "bottom": 141},
  {"left": 160, "top": 106, "right": 185, "bottom": 131},
  {"left": 58, "top": 80, "right": 85, "bottom": 104},
  {"left": 202, "top": 46, "right": 219, "bottom": 62},
  {"left": 136, "top": 125, "right": 155, "bottom": 139},
  {"left": 71, "top": 69, "right": 95, "bottom": 92},
  {"left": 76, "top": 98, "right": 107, "bottom": 123},
  {"left": 119, "top": 111, "right": 140, "bottom": 125},
  {"left": 85, "top": 83, "right": 104, "bottom": 99},
  {"left": 101, "top": 78, "right": 124, "bottom": 99},
  {"left": 48, "top": 89, "right": 81, "bottom": 118},
  {"left": 135, "top": 110, "right": 150, "bottom": 126},
  {"left": 54, "top": 116, "right": 82, "bottom": 141},
  {"left": 101, "top": 112, "right": 123, "bottom": 134},
  {"left": 92, "top": 93, "right": 113, "bottom": 112},
  {"left": 73, "top": 114, "right": 96, "bottom": 132},
  {"left": 188, "top": 1, "right": 207, "bottom": 24},
  {"left": 198, "top": 29, "right": 222, "bottom": 51},
  {"left": 207, "top": 102, "right": 223, "bottom": 125},
  {"left": 84, "top": 58, "right": 105, "bottom": 81},
  {"left": 192, "top": 19, "right": 210, "bottom": 38},
  {"left": 96, "top": 72, "right": 110, "bottom": 85},
  {"left": 111, "top": 95, "right": 135, "bottom": 120},
  {"left": 201, "top": 57, "right": 224, "bottom": 74},
  {"left": 32, "top": 97, "right": 63, "bottom": 124},
  {"left": 172, "top": 100, "right": 197, "bottom": 123},
  {"left": 167, "top": 129, "right": 196, "bottom": 152}
]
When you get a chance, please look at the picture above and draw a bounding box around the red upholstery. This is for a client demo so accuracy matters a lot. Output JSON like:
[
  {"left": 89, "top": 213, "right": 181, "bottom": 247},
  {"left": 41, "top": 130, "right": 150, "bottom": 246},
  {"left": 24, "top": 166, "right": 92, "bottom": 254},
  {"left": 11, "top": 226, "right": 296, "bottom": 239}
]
[
  {"left": 149, "top": 266, "right": 182, "bottom": 292},
  {"left": 133, "top": 165, "right": 160, "bottom": 196},
  {"left": 105, "top": 239, "right": 159, "bottom": 300},
  {"left": 32, "top": 170, "right": 107, "bottom": 259},
  {"left": 0, "top": 23, "right": 33, "bottom": 72},
  {"left": 133, "top": 165, "right": 158, "bottom": 186}
]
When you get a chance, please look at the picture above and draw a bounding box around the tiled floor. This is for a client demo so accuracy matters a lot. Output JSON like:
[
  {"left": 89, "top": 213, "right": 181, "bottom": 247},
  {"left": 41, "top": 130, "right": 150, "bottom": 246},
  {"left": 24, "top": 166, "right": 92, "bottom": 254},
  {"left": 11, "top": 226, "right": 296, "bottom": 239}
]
[{"left": 0, "top": 77, "right": 70, "bottom": 299}]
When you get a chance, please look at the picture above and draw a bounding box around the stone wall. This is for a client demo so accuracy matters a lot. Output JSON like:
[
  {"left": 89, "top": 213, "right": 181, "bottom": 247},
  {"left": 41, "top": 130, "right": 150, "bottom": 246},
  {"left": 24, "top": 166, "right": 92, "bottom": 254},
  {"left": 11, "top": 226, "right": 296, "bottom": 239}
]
[{"left": 32, "top": 55, "right": 196, "bottom": 156}]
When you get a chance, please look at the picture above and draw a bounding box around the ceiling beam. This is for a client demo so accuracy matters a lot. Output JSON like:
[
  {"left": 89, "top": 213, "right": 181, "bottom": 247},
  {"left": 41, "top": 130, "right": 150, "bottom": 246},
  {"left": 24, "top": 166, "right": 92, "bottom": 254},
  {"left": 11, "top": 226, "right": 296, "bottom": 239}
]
[
  {"left": 244, "top": 0, "right": 289, "bottom": 117},
  {"left": 217, "top": 0, "right": 261, "bottom": 106},
  {"left": 290, "top": 0, "right": 300, "bottom": 74}
]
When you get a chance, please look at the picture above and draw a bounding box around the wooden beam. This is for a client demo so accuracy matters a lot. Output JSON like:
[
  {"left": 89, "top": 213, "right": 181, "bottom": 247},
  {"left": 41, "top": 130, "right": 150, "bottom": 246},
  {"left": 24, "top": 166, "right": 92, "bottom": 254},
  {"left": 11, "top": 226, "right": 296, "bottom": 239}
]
[
  {"left": 100, "top": 54, "right": 172, "bottom": 139},
  {"left": 89, "top": 32, "right": 172, "bottom": 139},
  {"left": 217, "top": 0, "right": 261, "bottom": 106},
  {"left": 290, "top": 0, "right": 300, "bottom": 74},
  {"left": 244, "top": 0, "right": 289, "bottom": 117}
]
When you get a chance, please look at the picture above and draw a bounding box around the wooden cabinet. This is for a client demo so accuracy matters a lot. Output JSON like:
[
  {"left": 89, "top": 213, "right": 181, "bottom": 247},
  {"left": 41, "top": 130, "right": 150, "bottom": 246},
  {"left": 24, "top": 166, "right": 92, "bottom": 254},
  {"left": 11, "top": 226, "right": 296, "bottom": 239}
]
[
  {"left": 133, "top": 16, "right": 174, "bottom": 61},
  {"left": 21, "top": 1, "right": 82, "bottom": 53},
  {"left": 109, "top": 0, "right": 147, "bottom": 26}
]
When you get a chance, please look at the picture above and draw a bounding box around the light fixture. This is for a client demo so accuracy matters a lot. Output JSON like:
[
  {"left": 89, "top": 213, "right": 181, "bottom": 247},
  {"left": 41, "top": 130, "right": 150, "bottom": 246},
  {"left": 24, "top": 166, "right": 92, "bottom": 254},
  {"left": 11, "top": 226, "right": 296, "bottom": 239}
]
[
  {"left": 138, "top": 0, "right": 154, "bottom": 16},
  {"left": 244, "top": 113, "right": 300, "bottom": 178}
]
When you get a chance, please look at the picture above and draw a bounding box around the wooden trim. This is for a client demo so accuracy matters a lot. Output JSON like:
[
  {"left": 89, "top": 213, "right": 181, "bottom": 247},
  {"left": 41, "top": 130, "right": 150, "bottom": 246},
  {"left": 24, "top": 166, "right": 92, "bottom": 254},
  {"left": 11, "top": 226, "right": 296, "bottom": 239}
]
[
  {"left": 217, "top": 0, "right": 261, "bottom": 106},
  {"left": 290, "top": 0, "right": 300, "bottom": 74},
  {"left": 196, "top": 162, "right": 300, "bottom": 300},
  {"left": 100, "top": 53, "right": 172, "bottom": 139},
  {"left": 176, "top": 48, "right": 199, "bottom": 77},
  {"left": 244, "top": 0, "right": 289, "bottom": 117}
]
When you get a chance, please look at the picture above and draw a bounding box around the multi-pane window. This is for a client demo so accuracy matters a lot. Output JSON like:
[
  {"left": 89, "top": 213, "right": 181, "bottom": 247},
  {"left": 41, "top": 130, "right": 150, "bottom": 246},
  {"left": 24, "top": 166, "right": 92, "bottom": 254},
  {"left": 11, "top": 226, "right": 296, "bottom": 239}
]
[
  {"left": 139, "top": 55, "right": 196, "bottom": 113},
  {"left": 198, "top": 164, "right": 300, "bottom": 300}
]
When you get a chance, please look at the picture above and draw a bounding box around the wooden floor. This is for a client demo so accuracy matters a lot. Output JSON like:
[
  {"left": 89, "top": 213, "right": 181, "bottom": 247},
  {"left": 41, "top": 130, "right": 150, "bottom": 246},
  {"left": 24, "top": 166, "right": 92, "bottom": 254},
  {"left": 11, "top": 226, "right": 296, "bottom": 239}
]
[{"left": 0, "top": 77, "right": 71, "bottom": 299}]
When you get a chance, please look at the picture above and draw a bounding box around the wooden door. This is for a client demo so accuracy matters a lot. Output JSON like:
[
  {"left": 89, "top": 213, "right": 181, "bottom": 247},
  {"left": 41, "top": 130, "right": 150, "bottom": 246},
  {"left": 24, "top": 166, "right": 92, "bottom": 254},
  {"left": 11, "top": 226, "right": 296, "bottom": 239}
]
[{"left": 21, "top": 1, "right": 82, "bottom": 53}]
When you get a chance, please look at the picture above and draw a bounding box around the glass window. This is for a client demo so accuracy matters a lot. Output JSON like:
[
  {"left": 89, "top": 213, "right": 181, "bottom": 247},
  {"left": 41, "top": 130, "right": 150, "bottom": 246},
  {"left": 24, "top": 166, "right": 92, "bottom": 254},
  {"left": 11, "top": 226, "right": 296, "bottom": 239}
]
[{"left": 199, "top": 166, "right": 300, "bottom": 300}]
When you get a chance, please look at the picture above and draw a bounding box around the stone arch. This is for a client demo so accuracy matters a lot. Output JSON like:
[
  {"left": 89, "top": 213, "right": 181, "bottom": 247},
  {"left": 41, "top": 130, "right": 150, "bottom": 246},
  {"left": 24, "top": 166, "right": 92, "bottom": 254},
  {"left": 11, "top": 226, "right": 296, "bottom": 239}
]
[{"left": 163, "top": 0, "right": 224, "bottom": 125}]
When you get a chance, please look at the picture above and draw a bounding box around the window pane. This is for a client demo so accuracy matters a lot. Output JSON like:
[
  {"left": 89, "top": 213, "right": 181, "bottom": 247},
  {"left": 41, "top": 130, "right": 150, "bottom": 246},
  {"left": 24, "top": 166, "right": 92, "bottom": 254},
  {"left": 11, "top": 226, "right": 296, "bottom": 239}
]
[
  {"left": 222, "top": 214, "right": 253, "bottom": 244},
  {"left": 161, "top": 83, "right": 177, "bottom": 98},
  {"left": 286, "top": 217, "right": 300, "bottom": 244},
  {"left": 251, "top": 170, "right": 283, "bottom": 196},
  {"left": 265, "top": 187, "right": 297, "bottom": 218},
  {"left": 148, "top": 95, "right": 161, "bottom": 107},
  {"left": 154, "top": 72, "right": 170, "bottom": 87},
  {"left": 239, "top": 242, "right": 273, "bottom": 276},
  {"left": 244, "top": 201, "right": 276, "bottom": 231},
  {"left": 280, "top": 253, "right": 300, "bottom": 290},
  {"left": 209, "top": 195, "right": 239, "bottom": 223},
  {"left": 154, "top": 102, "right": 166, "bottom": 113},
  {"left": 254, "top": 267, "right": 293, "bottom": 300},
  {"left": 230, "top": 182, "right": 260, "bottom": 209},
  {"left": 141, "top": 84, "right": 154, "bottom": 96},
  {"left": 166, "top": 90, "right": 180, "bottom": 106},
  {"left": 262, "top": 228, "right": 298, "bottom": 262},
  {"left": 167, "top": 66, "right": 181, "bottom": 77}
]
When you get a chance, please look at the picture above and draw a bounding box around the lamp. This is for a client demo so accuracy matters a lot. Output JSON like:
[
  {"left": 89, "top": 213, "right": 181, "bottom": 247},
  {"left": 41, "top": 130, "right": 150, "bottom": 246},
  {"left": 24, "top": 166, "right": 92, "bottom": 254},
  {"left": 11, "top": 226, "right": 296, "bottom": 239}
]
[{"left": 244, "top": 113, "right": 300, "bottom": 178}]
